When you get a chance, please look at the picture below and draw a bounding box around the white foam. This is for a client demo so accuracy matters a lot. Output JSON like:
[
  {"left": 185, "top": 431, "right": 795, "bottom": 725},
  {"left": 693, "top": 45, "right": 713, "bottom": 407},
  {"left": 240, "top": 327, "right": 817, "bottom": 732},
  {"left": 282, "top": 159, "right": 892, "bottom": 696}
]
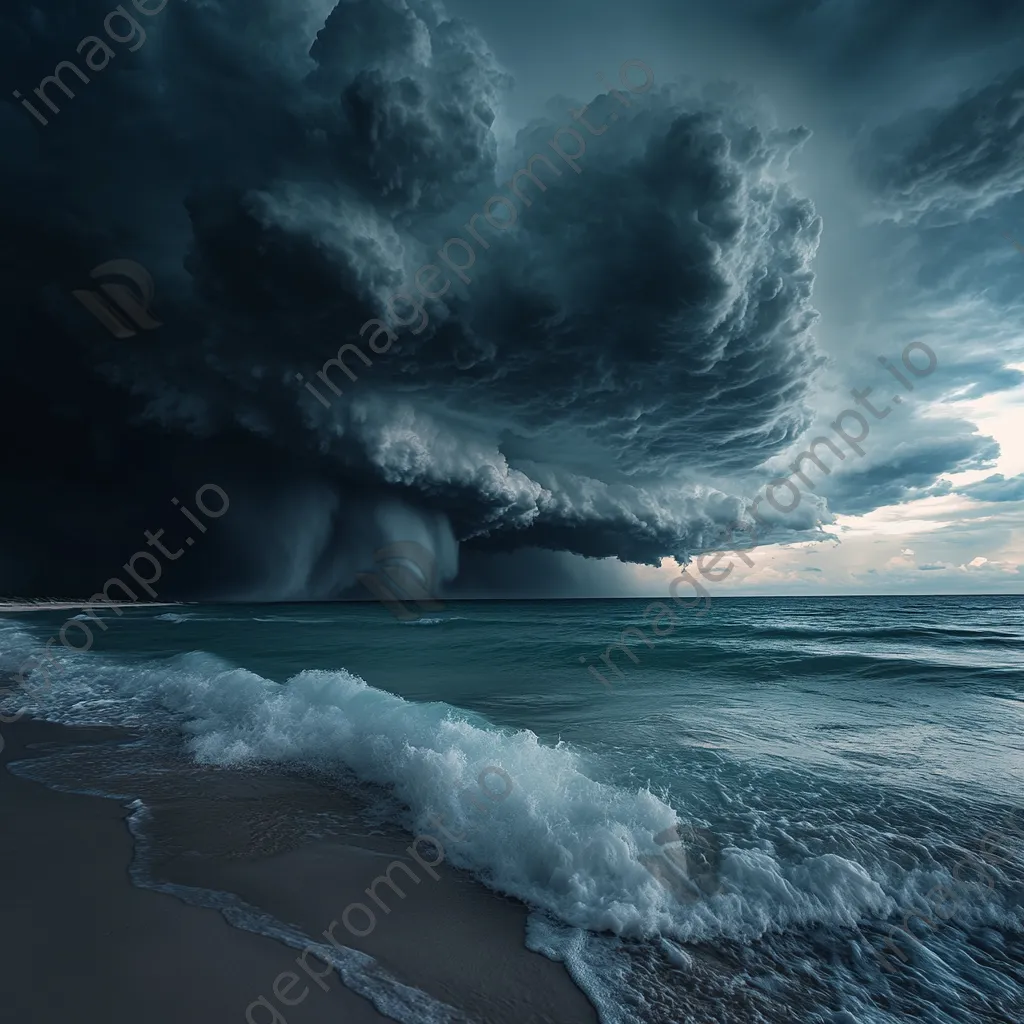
[
  {"left": 1, "top": 619, "right": 1017, "bottom": 946},
  {"left": 252, "top": 616, "right": 338, "bottom": 624}
]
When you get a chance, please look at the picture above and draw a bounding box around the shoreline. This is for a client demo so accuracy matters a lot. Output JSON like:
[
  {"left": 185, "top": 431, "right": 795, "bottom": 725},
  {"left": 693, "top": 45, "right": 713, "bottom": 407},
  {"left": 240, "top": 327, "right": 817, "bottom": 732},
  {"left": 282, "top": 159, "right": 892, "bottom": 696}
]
[
  {"left": 0, "top": 601, "right": 178, "bottom": 613},
  {"left": 0, "top": 719, "right": 390, "bottom": 1024},
  {"left": 0, "top": 718, "right": 599, "bottom": 1024}
]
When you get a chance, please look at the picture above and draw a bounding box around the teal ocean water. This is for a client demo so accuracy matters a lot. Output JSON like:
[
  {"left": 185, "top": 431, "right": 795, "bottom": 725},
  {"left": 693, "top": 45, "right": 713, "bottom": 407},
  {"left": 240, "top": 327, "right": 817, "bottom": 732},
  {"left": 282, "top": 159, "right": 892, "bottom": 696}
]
[{"left": 2, "top": 595, "right": 1022, "bottom": 1022}]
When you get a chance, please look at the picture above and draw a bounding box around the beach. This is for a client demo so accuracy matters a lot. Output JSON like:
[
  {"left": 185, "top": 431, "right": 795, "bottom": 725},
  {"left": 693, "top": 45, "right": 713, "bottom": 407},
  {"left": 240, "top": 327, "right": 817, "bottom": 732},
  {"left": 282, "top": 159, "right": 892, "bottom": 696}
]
[{"left": 0, "top": 716, "right": 598, "bottom": 1024}]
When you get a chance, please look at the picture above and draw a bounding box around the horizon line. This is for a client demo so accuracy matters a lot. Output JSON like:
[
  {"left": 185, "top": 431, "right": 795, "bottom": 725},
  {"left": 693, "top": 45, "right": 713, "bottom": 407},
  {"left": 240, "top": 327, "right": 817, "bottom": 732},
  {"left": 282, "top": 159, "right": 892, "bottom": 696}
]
[{"left": 2, "top": 591, "right": 1022, "bottom": 609}]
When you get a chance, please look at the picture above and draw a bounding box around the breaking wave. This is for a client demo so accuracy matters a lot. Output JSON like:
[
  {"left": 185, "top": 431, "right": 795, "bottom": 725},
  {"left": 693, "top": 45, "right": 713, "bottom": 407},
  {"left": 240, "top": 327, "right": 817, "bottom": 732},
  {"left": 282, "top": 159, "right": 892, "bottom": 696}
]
[{"left": 2, "top": 618, "right": 1014, "bottom": 948}]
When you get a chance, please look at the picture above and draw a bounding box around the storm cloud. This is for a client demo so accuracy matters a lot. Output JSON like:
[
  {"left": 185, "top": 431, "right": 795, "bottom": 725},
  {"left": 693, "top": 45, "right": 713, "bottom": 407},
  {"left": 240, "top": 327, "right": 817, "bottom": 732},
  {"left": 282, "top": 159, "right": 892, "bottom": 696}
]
[
  {"left": 0, "top": 0, "right": 834, "bottom": 598},
  {"left": 1, "top": 0, "right": 1018, "bottom": 599},
  {"left": 861, "top": 65, "right": 1024, "bottom": 226}
]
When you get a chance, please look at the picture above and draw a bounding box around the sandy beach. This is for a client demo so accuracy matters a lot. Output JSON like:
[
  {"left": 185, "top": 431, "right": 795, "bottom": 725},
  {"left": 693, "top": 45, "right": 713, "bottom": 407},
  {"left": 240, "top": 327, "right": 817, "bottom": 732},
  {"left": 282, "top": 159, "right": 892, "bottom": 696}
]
[{"left": 0, "top": 719, "right": 598, "bottom": 1024}]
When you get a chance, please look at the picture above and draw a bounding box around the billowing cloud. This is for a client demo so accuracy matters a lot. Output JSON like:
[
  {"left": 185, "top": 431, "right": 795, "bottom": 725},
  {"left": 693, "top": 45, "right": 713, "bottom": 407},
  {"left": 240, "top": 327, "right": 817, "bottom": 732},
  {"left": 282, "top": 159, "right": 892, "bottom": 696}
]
[
  {"left": 1, "top": 0, "right": 1018, "bottom": 599},
  {"left": 0, "top": 0, "right": 835, "bottom": 597}
]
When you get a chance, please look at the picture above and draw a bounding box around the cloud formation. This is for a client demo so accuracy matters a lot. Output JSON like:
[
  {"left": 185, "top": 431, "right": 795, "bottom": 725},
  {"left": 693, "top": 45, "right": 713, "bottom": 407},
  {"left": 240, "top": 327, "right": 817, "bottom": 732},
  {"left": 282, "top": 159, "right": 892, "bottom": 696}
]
[
  {"left": 958, "top": 473, "right": 1024, "bottom": 503},
  {"left": 1, "top": 0, "right": 1018, "bottom": 598},
  {"left": 0, "top": 0, "right": 836, "bottom": 597}
]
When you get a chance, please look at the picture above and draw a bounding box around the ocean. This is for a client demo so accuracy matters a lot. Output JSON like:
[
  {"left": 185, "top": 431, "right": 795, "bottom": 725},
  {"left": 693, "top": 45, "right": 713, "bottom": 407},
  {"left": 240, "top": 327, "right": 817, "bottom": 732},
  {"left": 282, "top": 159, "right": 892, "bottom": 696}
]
[{"left": 1, "top": 595, "right": 1022, "bottom": 1023}]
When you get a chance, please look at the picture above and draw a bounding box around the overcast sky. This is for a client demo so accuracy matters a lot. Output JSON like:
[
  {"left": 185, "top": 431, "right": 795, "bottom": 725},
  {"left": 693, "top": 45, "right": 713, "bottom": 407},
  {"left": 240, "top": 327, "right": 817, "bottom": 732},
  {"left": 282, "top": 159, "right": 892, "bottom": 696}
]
[{"left": 2, "top": 0, "right": 1022, "bottom": 599}]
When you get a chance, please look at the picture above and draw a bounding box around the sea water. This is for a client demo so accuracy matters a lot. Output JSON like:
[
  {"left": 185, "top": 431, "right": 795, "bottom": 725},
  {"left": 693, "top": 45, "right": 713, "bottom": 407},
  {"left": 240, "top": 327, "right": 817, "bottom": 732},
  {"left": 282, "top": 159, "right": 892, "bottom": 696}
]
[{"left": 2, "top": 595, "right": 1022, "bottom": 1023}]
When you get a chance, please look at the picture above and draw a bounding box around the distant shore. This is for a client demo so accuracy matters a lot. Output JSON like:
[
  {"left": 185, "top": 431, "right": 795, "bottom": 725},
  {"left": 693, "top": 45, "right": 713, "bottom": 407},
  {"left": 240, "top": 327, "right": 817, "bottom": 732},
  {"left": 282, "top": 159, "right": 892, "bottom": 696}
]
[{"left": 0, "top": 601, "right": 179, "bottom": 613}]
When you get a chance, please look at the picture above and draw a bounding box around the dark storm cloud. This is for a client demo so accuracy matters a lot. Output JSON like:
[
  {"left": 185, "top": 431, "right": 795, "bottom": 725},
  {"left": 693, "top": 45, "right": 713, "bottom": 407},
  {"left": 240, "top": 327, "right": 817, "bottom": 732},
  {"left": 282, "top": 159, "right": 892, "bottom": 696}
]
[
  {"left": 440, "top": 547, "right": 643, "bottom": 600},
  {"left": 0, "top": 0, "right": 837, "bottom": 597}
]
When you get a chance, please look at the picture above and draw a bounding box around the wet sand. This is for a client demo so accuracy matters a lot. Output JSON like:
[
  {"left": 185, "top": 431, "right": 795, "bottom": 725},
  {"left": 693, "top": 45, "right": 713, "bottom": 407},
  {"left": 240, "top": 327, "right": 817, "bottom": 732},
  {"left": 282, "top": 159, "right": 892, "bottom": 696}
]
[
  {"left": 166, "top": 835, "right": 599, "bottom": 1024},
  {"left": 0, "top": 719, "right": 598, "bottom": 1024}
]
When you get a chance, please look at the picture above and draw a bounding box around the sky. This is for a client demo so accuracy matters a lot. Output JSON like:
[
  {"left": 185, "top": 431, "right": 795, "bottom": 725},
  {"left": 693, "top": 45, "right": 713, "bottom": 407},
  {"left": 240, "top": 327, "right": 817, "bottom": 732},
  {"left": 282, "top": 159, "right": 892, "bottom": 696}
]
[{"left": 1, "top": 0, "right": 1023, "bottom": 600}]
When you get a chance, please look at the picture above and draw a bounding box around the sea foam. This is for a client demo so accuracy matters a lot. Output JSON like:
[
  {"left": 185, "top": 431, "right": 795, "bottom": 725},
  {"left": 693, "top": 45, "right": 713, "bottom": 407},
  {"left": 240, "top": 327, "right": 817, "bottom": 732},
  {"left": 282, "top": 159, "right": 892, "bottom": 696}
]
[{"left": 0, "top": 618, "right": 937, "bottom": 944}]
